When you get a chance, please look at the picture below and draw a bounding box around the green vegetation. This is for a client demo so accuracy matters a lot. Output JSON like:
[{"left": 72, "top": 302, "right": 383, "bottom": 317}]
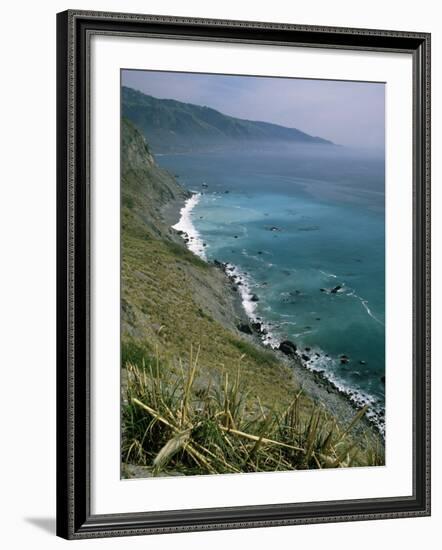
[
  {"left": 121, "top": 117, "right": 299, "bottom": 408},
  {"left": 122, "top": 349, "right": 384, "bottom": 476},
  {"left": 122, "top": 86, "right": 333, "bottom": 153},
  {"left": 120, "top": 116, "right": 383, "bottom": 476}
]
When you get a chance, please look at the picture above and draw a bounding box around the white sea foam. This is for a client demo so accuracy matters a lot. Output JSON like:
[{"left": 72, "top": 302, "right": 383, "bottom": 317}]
[
  {"left": 225, "top": 263, "right": 258, "bottom": 319},
  {"left": 300, "top": 349, "right": 385, "bottom": 435},
  {"left": 320, "top": 267, "right": 384, "bottom": 326},
  {"left": 172, "top": 193, "right": 207, "bottom": 260},
  {"left": 224, "top": 263, "right": 280, "bottom": 347},
  {"left": 346, "top": 289, "right": 384, "bottom": 326},
  {"left": 360, "top": 298, "right": 384, "bottom": 325},
  {"left": 319, "top": 270, "right": 338, "bottom": 279}
]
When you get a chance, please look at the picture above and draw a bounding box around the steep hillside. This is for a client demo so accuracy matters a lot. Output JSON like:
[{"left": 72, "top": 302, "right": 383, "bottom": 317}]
[
  {"left": 121, "top": 117, "right": 382, "bottom": 475},
  {"left": 122, "top": 86, "right": 334, "bottom": 152},
  {"left": 121, "top": 117, "right": 304, "bottom": 407},
  {"left": 121, "top": 117, "right": 190, "bottom": 238}
]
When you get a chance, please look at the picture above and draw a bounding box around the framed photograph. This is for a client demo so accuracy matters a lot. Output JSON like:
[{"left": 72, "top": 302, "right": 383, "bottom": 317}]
[{"left": 56, "top": 10, "right": 431, "bottom": 539}]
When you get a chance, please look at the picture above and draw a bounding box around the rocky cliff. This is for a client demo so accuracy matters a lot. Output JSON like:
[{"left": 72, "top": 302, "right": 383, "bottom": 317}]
[
  {"left": 121, "top": 117, "right": 304, "bottom": 408},
  {"left": 121, "top": 117, "right": 382, "bottom": 461}
]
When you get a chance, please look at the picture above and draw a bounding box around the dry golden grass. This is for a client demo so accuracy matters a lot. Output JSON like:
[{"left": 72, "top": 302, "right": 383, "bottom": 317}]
[{"left": 122, "top": 346, "right": 384, "bottom": 476}]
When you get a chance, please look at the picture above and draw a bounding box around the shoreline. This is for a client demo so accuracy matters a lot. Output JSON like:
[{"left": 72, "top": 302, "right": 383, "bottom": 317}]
[
  {"left": 171, "top": 193, "right": 207, "bottom": 260},
  {"left": 163, "top": 193, "right": 384, "bottom": 441}
]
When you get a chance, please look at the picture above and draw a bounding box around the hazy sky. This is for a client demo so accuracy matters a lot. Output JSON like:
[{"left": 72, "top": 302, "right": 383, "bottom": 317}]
[{"left": 122, "top": 70, "right": 385, "bottom": 150}]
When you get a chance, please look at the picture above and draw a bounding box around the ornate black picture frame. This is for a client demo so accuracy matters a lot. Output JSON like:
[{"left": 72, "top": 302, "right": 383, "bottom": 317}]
[{"left": 56, "top": 9, "right": 431, "bottom": 539}]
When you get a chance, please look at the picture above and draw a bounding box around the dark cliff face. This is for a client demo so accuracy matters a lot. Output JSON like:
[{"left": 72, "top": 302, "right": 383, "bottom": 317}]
[
  {"left": 122, "top": 86, "right": 334, "bottom": 153},
  {"left": 121, "top": 117, "right": 190, "bottom": 239},
  {"left": 121, "top": 115, "right": 242, "bottom": 342}
]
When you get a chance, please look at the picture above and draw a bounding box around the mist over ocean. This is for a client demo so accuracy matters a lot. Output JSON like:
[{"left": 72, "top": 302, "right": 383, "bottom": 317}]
[{"left": 159, "top": 143, "right": 385, "bottom": 427}]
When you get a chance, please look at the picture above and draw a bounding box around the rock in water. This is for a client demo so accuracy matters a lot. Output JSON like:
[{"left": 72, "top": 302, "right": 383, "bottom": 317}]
[
  {"left": 278, "top": 340, "right": 297, "bottom": 355},
  {"left": 250, "top": 294, "right": 259, "bottom": 302},
  {"left": 237, "top": 323, "right": 253, "bottom": 335}
]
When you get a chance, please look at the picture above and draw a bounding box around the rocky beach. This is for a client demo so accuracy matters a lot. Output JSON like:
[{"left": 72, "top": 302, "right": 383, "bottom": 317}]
[
  {"left": 120, "top": 110, "right": 384, "bottom": 478},
  {"left": 164, "top": 193, "right": 384, "bottom": 439}
]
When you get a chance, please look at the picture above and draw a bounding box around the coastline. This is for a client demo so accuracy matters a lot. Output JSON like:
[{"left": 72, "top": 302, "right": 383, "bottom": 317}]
[{"left": 162, "top": 193, "right": 384, "bottom": 442}]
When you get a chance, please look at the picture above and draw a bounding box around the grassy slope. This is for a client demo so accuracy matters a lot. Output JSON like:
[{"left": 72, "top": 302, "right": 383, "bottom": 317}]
[
  {"left": 122, "top": 117, "right": 306, "bottom": 407},
  {"left": 121, "top": 118, "right": 382, "bottom": 473}
]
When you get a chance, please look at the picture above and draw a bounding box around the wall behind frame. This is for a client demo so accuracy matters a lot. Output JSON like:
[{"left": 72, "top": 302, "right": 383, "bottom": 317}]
[{"left": 0, "top": 0, "right": 439, "bottom": 548}]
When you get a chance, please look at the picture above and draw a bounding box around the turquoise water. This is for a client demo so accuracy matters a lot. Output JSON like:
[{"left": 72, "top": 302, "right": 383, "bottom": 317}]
[{"left": 159, "top": 144, "right": 385, "bottom": 429}]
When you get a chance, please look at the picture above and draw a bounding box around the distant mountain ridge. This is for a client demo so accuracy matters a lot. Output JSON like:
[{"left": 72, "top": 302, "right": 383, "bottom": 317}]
[{"left": 122, "top": 86, "right": 334, "bottom": 152}]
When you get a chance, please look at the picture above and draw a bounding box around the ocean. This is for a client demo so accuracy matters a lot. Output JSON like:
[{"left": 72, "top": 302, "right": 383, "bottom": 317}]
[{"left": 160, "top": 143, "right": 385, "bottom": 431}]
